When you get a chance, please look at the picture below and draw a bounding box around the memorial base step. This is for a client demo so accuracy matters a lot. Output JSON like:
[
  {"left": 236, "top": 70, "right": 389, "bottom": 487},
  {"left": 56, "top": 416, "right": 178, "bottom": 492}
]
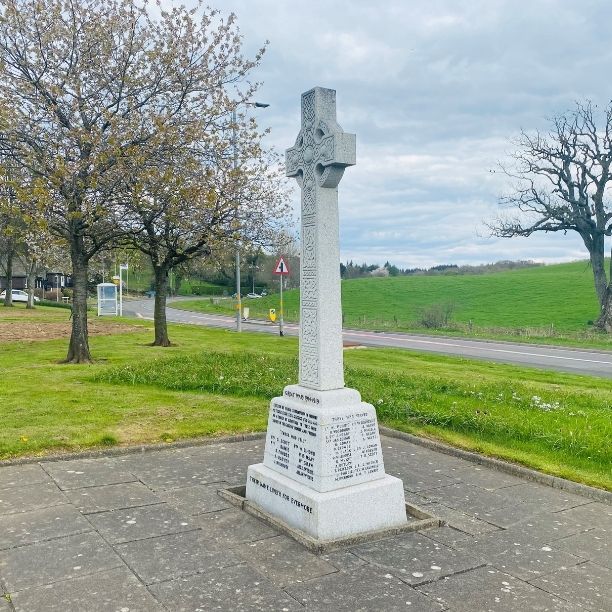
[{"left": 245, "top": 463, "right": 409, "bottom": 542}]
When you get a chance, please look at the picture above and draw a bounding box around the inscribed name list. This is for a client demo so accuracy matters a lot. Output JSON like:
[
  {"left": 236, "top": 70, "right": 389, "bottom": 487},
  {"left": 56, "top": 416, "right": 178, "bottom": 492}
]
[{"left": 262, "top": 392, "right": 384, "bottom": 492}]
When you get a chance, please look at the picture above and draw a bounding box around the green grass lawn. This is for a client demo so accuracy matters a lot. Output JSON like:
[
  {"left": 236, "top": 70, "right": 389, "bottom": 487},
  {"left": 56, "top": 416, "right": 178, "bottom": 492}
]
[
  {"left": 1, "top": 305, "right": 610, "bottom": 490},
  {"left": 173, "top": 260, "right": 612, "bottom": 349}
]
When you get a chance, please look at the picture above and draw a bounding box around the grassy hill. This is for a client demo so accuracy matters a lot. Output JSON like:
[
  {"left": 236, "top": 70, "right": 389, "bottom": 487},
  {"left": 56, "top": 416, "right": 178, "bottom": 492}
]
[{"left": 174, "top": 260, "right": 608, "bottom": 340}]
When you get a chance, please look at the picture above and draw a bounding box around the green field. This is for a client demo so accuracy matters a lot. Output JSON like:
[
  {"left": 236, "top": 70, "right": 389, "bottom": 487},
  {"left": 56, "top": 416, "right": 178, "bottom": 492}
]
[
  {"left": 174, "top": 260, "right": 611, "bottom": 347},
  {"left": 1, "top": 305, "right": 610, "bottom": 490}
]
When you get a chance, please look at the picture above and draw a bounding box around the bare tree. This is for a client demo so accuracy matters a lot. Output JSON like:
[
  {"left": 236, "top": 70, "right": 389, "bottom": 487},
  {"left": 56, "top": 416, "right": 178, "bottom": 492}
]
[
  {"left": 0, "top": 0, "right": 265, "bottom": 361},
  {"left": 490, "top": 101, "right": 612, "bottom": 331}
]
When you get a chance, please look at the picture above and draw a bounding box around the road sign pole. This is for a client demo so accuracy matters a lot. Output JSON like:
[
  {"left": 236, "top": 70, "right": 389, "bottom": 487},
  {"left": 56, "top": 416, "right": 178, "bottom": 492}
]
[
  {"left": 279, "top": 275, "right": 284, "bottom": 336},
  {"left": 272, "top": 256, "right": 290, "bottom": 337}
]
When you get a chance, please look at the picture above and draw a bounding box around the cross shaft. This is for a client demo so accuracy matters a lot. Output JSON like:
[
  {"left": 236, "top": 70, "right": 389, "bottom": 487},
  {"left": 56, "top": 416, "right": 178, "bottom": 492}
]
[{"left": 286, "top": 87, "right": 356, "bottom": 391}]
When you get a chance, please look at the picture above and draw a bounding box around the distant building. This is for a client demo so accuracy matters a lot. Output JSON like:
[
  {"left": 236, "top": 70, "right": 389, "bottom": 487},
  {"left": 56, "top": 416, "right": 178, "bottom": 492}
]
[{"left": 0, "top": 263, "right": 72, "bottom": 291}]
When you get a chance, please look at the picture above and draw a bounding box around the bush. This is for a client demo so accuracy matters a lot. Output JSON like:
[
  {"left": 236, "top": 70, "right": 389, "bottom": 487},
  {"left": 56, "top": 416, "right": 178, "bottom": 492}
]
[
  {"left": 39, "top": 299, "right": 72, "bottom": 310},
  {"left": 42, "top": 288, "right": 62, "bottom": 302},
  {"left": 418, "top": 302, "right": 455, "bottom": 329}
]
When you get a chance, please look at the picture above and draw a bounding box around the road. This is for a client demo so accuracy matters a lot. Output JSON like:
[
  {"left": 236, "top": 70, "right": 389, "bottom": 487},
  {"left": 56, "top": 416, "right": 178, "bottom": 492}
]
[{"left": 123, "top": 298, "right": 612, "bottom": 379}]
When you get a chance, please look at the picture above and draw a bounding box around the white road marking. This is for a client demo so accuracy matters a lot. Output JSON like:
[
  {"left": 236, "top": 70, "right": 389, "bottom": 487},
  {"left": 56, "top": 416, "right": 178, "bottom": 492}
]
[
  {"left": 140, "top": 303, "right": 612, "bottom": 371},
  {"left": 344, "top": 332, "right": 612, "bottom": 365}
]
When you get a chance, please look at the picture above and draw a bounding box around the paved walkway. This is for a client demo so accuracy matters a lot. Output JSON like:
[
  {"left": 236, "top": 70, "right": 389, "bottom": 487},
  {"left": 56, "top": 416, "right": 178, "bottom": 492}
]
[{"left": 0, "top": 436, "right": 609, "bottom": 611}]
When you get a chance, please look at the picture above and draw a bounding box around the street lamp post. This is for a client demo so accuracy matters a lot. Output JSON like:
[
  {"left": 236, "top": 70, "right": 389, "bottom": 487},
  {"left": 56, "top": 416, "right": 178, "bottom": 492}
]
[{"left": 233, "top": 101, "right": 269, "bottom": 332}]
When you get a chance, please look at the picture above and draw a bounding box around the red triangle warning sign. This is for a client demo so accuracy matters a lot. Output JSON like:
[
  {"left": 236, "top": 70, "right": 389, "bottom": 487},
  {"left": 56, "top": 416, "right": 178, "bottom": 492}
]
[{"left": 273, "top": 256, "right": 290, "bottom": 275}]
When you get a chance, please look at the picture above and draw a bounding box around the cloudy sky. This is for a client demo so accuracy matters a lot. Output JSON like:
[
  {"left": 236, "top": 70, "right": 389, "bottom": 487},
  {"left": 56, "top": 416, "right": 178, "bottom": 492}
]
[{"left": 170, "top": 0, "right": 611, "bottom": 268}]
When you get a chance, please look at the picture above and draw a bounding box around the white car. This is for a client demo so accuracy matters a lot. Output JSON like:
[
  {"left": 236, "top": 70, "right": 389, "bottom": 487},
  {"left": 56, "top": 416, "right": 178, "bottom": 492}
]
[
  {"left": 246, "top": 292, "right": 263, "bottom": 298},
  {"left": 0, "top": 289, "right": 40, "bottom": 303}
]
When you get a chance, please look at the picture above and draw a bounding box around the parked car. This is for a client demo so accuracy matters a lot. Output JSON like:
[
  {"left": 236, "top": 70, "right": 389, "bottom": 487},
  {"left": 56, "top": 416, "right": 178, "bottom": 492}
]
[
  {"left": 0, "top": 289, "right": 40, "bottom": 303},
  {"left": 246, "top": 292, "right": 263, "bottom": 298}
]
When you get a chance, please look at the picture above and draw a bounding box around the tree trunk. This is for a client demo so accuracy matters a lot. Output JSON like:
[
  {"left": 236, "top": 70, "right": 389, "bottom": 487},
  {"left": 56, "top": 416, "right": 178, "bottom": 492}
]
[
  {"left": 595, "top": 286, "right": 612, "bottom": 332},
  {"left": 588, "top": 236, "right": 608, "bottom": 307},
  {"left": 66, "top": 256, "right": 92, "bottom": 363},
  {"left": 152, "top": 266, "right": 171, "bottom": 346},
  {"left": 26, "top": 263, "right": 36, "bottom": 309},
  {"left": 586, "top": 235, "right": 612, "bottom": 332},
  {"left": 3, "top": 248, "right": 13, "bottom": 307}
]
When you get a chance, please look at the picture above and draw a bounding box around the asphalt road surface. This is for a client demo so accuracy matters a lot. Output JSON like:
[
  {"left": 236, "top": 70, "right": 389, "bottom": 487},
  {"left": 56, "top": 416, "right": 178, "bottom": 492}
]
[{"left": 123, "top": 298, "right": 612, "bottom": 379}]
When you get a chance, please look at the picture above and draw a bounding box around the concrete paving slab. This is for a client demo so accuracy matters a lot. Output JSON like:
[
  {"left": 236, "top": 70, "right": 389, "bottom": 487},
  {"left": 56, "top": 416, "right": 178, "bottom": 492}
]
[
  {"left": 321, "top": 549, "right": 368, "bottom": 572},
  {"left": 424, "top": 482, "right": 520, "bottom": 516},
  {"left": 64, "top": 481, "right": 160, "bottom": 514},
  {"left": 441, "top": 465, "right": 525, "bottom": 491},
  {"left": 41, "top": 459, "right": 136, "bottom": 490},
  {"left": 419, "top": 565, "right": 577, "bottom": 611},
  {"left": 9, "top": 566, "right": 164, "bottom": 612},
  {"left": 499, "top": 482, "right": 592, "bottom": 512},
  {"left": 382, "top": 440, "right": 466, "bottom": 472},
  {"left": 286, "top": 565, "right": 445, "bottom": 611},
  {"left": 0, "top": 531, "right": 123, "bottom": 591},
  {"left": 115, "top": 529, "right": 240, "bottom": 584},
  {"left": 425, "top": 502, "right": 501, "bottom": 537},
  {"left": 194, "top": 507, "right": 279, "bottom": 547},
  {"left": 403, "top": 489, "right": 438, "bottom": 507},
  {"left": 0, "top": 505, "right": 91, "bottom": 550},
  {"left": 419, "top": 525, "right": 475, "bottom": 548},
  {"left": 530, "top": 561, "right": 612, "bottom": 612},
  {"left": 474, "top": 539, "right": 584, "bottom": 581},
  {"left": 480, "top": 501, "right": 553, "bottom": 528},
  {"left": 157, "top": 481, "right": 233, "bottom": 515},
  {"left": 552, "top": 528, "right": 610, "bottom": 568},
  {"left": 505, "top": 512, "right": 592, "bottom": 544},
  {"left": 554, "top": 501, "right": 612, "bottom": 530},
  {"left": 402, "top": 473, "right": 459, "bottom": 493},
  {"left": 0, "top": 481, "right": 66, "bottom": 515},
  {"left": 0, "top": 464, "right": 51, "bottom": 490},
  {"left": 149, "top": 563, "right": 303, "bottom": 611},
  {"left": 234, "top": 535, "right": 337, "bottom": 587},
  {"left": 350, "top": 531, "right": 483, "bottom": 586},
  {"left": 123, "top": 458, "right": 228, "bottom": 491},
  {"left": 0, "top": 596, "right": 9, "bottom": 612},
  {"left": 87, "top": 502, "right": 195, "bottom": 544},
  {"left": 453, "top": 521, "right": 588, "bottom": 561},
  {"left": 117, "top": 442, "right": 263, "bottom": 490}
]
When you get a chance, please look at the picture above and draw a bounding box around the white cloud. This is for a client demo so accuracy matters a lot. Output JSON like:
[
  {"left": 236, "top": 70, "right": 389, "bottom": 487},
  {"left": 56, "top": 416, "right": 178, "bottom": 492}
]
[{"left": 161, "top": 0, "right": 611, "bottom": 268}]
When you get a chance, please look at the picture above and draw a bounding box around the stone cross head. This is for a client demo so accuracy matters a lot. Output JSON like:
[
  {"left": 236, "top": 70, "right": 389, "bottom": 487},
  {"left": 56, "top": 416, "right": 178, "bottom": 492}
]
[{"left": 286, "top": 87, "right": 355, "bottom": 192}]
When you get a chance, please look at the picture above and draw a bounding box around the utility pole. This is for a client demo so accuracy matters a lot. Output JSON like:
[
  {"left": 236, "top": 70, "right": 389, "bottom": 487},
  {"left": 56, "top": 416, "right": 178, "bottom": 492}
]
[{"left": 233, "top": 101, "right": 269, "bottom": 332}]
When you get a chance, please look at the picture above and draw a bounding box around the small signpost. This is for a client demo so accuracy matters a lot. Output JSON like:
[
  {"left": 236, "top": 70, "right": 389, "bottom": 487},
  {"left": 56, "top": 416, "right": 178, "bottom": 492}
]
[{"left": 273, "top": 256, "right": 290, "bottom": 336}]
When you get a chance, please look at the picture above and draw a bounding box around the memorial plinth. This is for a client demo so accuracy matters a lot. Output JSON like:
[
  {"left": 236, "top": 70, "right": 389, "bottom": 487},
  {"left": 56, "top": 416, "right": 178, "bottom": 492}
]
[{"left": 246, "top": 87, "right": 407, "bottom": 542}]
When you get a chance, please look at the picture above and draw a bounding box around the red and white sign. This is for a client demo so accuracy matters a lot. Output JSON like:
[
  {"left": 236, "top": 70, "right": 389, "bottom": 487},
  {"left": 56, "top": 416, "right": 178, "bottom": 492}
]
[{"left": 273, "top": 256, "right": 290, "bottom": 275}]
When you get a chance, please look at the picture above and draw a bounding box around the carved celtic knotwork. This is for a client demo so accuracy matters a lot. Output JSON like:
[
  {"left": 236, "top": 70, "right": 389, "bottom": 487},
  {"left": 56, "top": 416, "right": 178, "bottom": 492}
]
[
  {"left": 301, "top": 274, "right": 317, "bottom": 302},
  {"left": 301, "top": 307, "right": 318, "bottom": 345},
  {"left": 300, "top": 348, "right": 320, "bottom": 386},
  {"left": 284, "top": 87, "right": 356, "bottom": 390},
  {"left": 302, "top": 225, "right": 316, "bottom": 270}
]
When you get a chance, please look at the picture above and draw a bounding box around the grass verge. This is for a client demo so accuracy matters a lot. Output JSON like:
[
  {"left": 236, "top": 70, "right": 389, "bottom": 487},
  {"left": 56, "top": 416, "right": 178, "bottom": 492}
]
[{"left": 1, "top": 307, "right": 610, "bottom": 490}]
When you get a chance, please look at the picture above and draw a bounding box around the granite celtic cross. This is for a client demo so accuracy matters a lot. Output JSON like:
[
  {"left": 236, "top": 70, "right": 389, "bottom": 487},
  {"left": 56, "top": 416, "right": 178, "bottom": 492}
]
[
  {"left": 246, "top": 87, "right": 406, "bottom": 543},
  {"left": 286, "top": 87, "right": 356, "bottom": 391}
]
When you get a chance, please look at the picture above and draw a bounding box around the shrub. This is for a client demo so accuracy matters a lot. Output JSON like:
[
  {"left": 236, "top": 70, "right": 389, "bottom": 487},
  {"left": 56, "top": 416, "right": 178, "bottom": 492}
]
[
  {"left": 418, "top": 302, "right": 455, "bottom": 329},
  {"left": 39, "top": 299, "right": 72, "bottom": 310}
]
